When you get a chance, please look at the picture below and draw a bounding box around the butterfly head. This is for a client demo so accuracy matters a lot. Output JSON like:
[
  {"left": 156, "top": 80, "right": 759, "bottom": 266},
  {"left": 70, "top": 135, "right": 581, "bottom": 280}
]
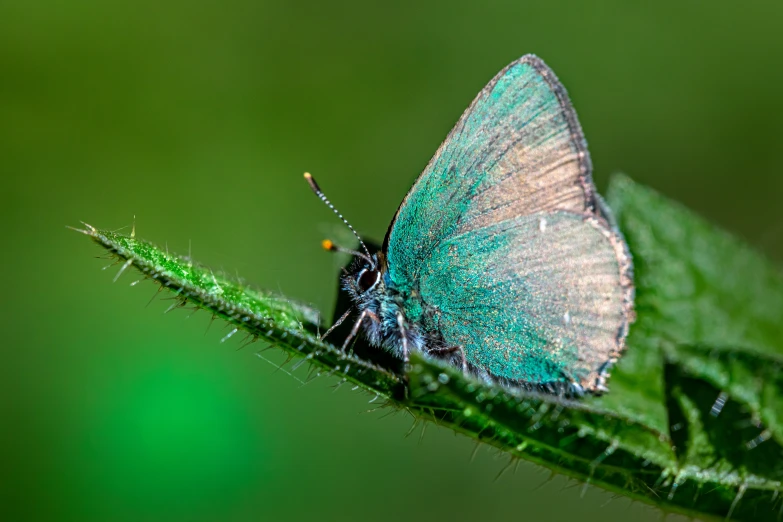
[
  {"left": 342, "top": 251, "right": 387, "bottom": 302},
  {"left": 340, "top": 250, "right": 421, "bottom": 355}
]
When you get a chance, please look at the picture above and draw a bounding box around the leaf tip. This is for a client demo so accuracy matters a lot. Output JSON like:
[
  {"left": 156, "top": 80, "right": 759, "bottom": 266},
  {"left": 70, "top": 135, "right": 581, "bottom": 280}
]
[{"left": 66, "top": 221, "right": 97, "bottom": 236}]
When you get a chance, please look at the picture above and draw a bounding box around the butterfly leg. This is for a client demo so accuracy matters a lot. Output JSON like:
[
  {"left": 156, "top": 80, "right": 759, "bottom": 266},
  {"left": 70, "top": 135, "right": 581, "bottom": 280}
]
[
  {"left": 456, "top": 346, "right": 467, "bottom": 374},
  {"left": 321, "top": 306, "right": 353, "bottom": 341},
  {"left": 341, "top": 309, "right": 368, "bottom": 351},
  {"left": 396, "top": 312, "right": 410, "bottom": 365}
]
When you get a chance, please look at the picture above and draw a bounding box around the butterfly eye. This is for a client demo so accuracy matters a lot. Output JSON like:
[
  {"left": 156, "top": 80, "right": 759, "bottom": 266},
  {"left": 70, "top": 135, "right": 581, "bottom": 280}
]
[{"left": 356, "top": 269, "right": 380, "bottom": 293}]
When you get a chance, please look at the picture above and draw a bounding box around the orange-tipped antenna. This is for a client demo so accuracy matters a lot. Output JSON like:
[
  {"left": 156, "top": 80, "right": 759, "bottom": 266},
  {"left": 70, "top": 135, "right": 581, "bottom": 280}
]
[
  {"left": 322, "top": 238, "right": 373, "bottom": 265},
  {"left": 304, "top": 172, "right": 374, "bottom": 266}
]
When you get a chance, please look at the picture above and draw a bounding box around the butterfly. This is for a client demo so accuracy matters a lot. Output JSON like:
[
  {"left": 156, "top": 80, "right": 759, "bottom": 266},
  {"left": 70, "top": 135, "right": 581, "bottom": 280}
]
[{"left": 306, "top": 54, "right": 635, "bottom": 394}]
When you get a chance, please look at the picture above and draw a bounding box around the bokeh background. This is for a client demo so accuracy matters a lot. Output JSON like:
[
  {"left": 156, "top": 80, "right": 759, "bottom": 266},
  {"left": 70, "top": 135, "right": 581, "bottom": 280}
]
[{"left": 3, "top": 1, "right": 782, "bottom": 521}]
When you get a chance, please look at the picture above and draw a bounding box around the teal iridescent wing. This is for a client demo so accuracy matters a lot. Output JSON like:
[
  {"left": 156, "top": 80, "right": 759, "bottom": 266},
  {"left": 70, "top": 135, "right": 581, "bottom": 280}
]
[
  {"left": 419, "top": 211, "right": 631, "bottom": 388},
  {"left": 385, "top": 55, "right": 634, "bottom": 389}
]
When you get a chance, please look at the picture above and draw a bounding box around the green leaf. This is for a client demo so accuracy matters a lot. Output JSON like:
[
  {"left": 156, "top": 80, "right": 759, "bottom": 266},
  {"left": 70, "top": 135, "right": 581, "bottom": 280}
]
[{"left": 74, "top": 176, "right": 783, "bottom": 521}]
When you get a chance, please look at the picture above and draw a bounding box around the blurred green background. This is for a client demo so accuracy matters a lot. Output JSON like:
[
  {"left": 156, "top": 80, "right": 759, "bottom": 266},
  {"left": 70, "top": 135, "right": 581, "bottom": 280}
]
[{"left": 2, "top": 1, "right": 782, "bottom": 521}]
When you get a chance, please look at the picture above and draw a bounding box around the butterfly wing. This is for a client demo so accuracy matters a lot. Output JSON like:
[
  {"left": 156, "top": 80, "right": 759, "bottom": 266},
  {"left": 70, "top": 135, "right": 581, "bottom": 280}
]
[
  {"left": 420, "top": 211, "right": 632, "bottom": 389},
  {"left": 384, "top": 55, "right": 633, "bottom": 389}
]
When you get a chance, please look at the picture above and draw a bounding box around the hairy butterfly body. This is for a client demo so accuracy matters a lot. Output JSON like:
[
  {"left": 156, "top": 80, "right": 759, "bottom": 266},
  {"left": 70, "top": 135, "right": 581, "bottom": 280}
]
[{"left": 309, "top": 54, "right": 635, "bottom": 394}]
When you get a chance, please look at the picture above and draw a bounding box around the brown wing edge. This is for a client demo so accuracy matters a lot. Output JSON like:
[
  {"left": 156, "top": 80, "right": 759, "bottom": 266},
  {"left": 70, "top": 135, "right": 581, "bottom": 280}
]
[
  {"left": 580, "top": 202, "right": 636, "bottom": 393},
  {"left": 382, "top": 53, "right": 596, "bottom": 253}
]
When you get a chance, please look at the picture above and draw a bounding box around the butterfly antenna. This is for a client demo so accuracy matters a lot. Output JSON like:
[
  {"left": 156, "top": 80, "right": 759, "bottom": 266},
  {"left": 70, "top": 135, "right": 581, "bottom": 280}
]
[
  {"left": 321, "top": 239, "right": 373, "bottom": 265},
  {"left": 304, "top": 172, "right": 374, "bottom": 265}
]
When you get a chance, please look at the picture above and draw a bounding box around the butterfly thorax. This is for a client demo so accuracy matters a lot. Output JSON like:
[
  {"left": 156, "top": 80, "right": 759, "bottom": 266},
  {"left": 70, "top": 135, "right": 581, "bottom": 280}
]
[{"left": 343, "top": 254, "right": 443, "bottom": 358}]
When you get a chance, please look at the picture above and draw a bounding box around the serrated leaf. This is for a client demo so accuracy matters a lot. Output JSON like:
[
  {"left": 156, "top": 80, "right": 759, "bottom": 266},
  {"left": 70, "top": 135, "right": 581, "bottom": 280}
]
[{"left": 74, "top": 176, "right": 783, "bottom": 521}]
